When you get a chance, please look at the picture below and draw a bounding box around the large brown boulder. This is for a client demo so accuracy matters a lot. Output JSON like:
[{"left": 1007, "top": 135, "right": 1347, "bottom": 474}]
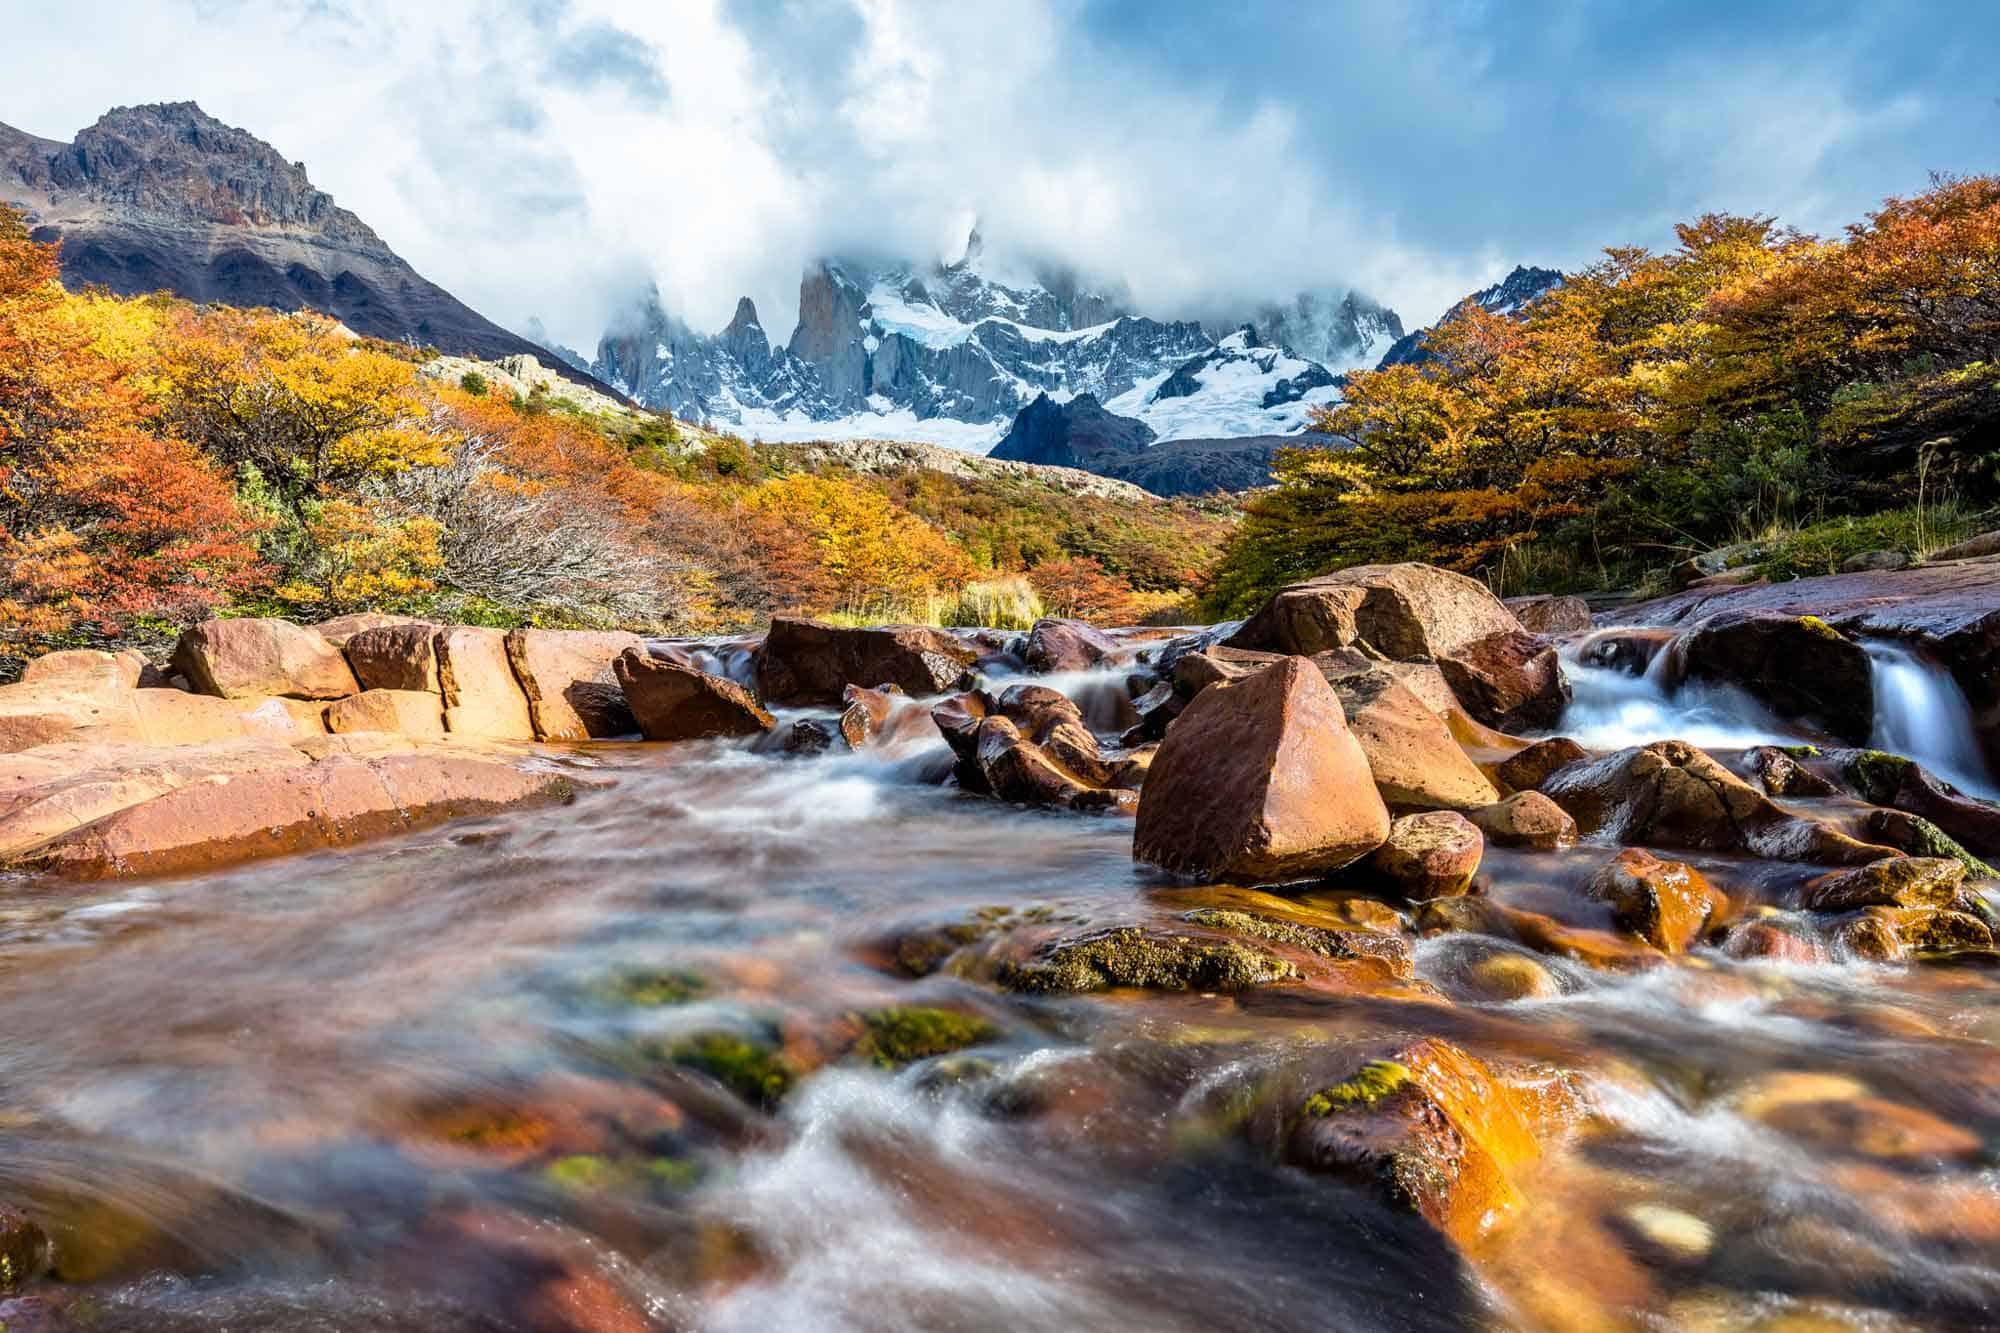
[
  {"left": 1228, "top": 563, "right": 1523, "bottom": 660},
  {"left": 1370, "top": 811, "right": 1484, "bottom": 900},
  {"left": 312, "top": 611, "right": 427, "bottom": 648},
  {"left": 1468, "top": 792, "right": 1578, "bottom": 850},
  {"left": 752, "top": 617, "right": 978, "bottom": 706},
  {"left": 1325, "top": 669, "right": 1499, "bottom": 812},
  {"left": 19, "top": 648, "right": 144, "bottom": 689},
  {"left": 1798, "top": 857, "right": 1968, "bottom": 913},
  {"left": 1437, "top": 629, "right": 1569, "bottom": 732},
  {"left": 1134, "top": 656, "right": 1390, "bottom": 883},
  {"left": 932, "top": 686, "right": 1129, "bottom": 812},
  {"left": 326, "top": 689, "right": 445, "bottom": 739},
  {"left": 613, "top": 649, "right": 774, "bottom": 742},
  {"left": 170, "top": 618, "right": 359, "bottom": 700},
  {"left": 344, "top": 624, "right": 442, "bottom": 693},
  {"left": 505, "top": 629, "right": 643, "bottom": 741},
  {"left": 1668, "top": 611, "right": 1874, "bottom": 743},
  {"left": 1586, "top": 849, "right": 1716, "bottom": 952},
  {"left": 1023, "top": 618, "right": 1119, "bottom": 673},
  {"left": 434, "top": 627, "right": 535, "bottom": 740},
  {"left": 1505, "top": 594, "right": 1593, "bottom": 636},
  {"left": 1542, "top": 740, "right": 1894, "bottom": 865}
]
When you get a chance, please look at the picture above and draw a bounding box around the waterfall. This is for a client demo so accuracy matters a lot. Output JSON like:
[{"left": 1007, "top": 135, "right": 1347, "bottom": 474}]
[
  {"left": 1866, "top": 641, "right": 1995, "bottom": 798},
  {"left": 1553, "top": 651, "right": 1809, "bottom": 751}
]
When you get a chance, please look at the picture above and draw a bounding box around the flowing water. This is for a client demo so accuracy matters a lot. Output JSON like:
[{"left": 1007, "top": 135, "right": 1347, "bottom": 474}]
[{"left": 2, "top": 653, "right": 1999, "bottom": 1330}]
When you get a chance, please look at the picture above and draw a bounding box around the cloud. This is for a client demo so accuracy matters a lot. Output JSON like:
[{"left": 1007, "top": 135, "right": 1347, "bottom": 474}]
[{"left": 0, "top": 0, "right": 1992, "bottom": 352}]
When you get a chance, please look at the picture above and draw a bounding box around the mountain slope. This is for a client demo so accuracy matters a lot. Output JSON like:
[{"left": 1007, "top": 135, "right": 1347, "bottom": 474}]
[
  {"left": 0, "top": 102, "right": 614, "bottom": 393},
  {"left": 989, "top": 390, "right": 1337, "bottom": 495},
  {"left": 1376, "top": 265, "right": 1562, "bottom": 368}
]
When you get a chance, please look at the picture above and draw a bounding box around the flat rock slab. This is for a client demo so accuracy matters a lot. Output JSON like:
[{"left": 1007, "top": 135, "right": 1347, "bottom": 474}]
[
  {"left": 505, "top": 629, "right": 643, "bottom": 741},
  {"left": 435, "top": 627, "right": 536, "bottom": 741}
]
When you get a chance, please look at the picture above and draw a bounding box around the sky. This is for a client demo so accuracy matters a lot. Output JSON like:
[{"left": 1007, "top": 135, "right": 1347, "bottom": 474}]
[{"left": 2, "top": 0, "right": 1994, "bottom": 353}]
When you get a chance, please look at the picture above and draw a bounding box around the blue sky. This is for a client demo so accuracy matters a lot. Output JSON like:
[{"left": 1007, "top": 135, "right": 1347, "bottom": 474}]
[{"left": 1, "top": 0, "right": 1991, "bottom": 347}]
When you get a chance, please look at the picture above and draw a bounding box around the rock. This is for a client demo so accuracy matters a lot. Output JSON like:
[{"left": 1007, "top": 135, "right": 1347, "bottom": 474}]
[
  {"left": 1586, "top": 849, "right": 1716, "bottom": 952},
  {"left": 1023, "top": 618, "right": 1119, "bottom": 673},
  {"left": 932, "top": 687, "right": 1128, "bottom": 812},
  {"left": 1839, "top": 751, "right": 2000, "bottom": 858},
  {"left": 7, "top": 741, "right": 577, "bottom": 878},
  {"left": 1415, "top": 896, "right": 1664, "bottom": 972},
  {"left": 1228, "top": 562, "right": 1524, "bottom": 661},
  {"left": 0, "top": 671, "right": 140, "bottom": 753},
  {"left": 1855, "top": 905, "right": 1995, "bottom": 957},
  {"left": 1133, "top": 657, "right": 1390, "bottom": 883},
  {"left": 1541, "top": 741, "right": 1895, "bottom": 864},
  {"left": 1747, "top": 745, "right": 1841, "bottom": 797},
  {"left": 1862, "top": 808, "right": 1997, "bottom": 878},
  {"left": 1720, "top": 919, "right": 1829, "bottom": 964},
  {"left": 1505, "top": 594, "right": 1593, "bottom": 635},
  {"left": 1462, "top": 952, "right": 1562, "bottom": 1001},
  {"left": 779, "top": 719, "right": 834, "bottom": 756},
  {"left": 1437, "top": 629, "right": 1570, "bottom": 732},
  {"left": 1285, "top": 1038, "right": 1546, "bottom": 1245},
  {"left": 1492, "top": 736, "right": 1587, "bottom": 793},
  {"left": 311, "top": 611, "right": 426, "bottom": 647},
  {"left": 998, "top": 925, "right": 1296, "bottom": 993},
  {"left": 1616, "top": 1204, "right": 1714, "bottom": 1265},
  {"left": 0, "top": 1202, "right": 51, "bottom": 1293},
  {"left": 342, "top": 623, "right": 442, "bottom": 693},
  {"left": 433, "top": 627, "right": 536, "bottom": 741},
  {"left": 1928, "top": 529, "right": 2000, "bottom": 562},
  {"left": 1325, "top": 669, "right": 1499, "bottom": 812},
  {"left": 838, "top": 683, "right": 901, "bottom": 748},
  {"left": 972, "top": 716, "right": 1127, "bottom": 813},
  {"left": 169, "top": 618, "right": 359, "bottom": 700},
  {"left": 1371, "top": 811, "right": 1484, "bottom": 900},
  {"left": 19, "top": 648, "right": 142, "bottom": 689},
  {"left": 1669, "top": 611, "right": 1874, "bottom": 743},
  {"left": 1755, "top": 1092, "right": 1983, "bottom": 1166},
  {"left": 504, "top": 629, "right": 643, "bottom": 741},
  {"left": 1180, "top": 907, "right": 1416, "bottom": 981},
  {"left": 1573, "top": 627, "right": 1677, "bottom": 675},
  {"left": 1799, "top": 857, "right": 1967, "bottom": 913},
  {"left": 613, "top": 649, "right": 774, "bottom": 742},
  {"left": 1118, "top": 680, "right": 1184, "bottom": 745},
  {"left": 1840, "top": 549, "right": 1910, "bottom": 573},
  {"left": 325, "top": 689, "right": 442, "bottom": 738},
  {"left": 753, "top": 617, "right": 978, "bottom": 706},
  {"left": 1467, "top": 792, "right": 1577, "bottom": 850}
]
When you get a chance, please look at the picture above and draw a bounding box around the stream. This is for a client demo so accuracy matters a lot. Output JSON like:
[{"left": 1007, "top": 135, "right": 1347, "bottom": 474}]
[{"left": 1, "top": 646, "right": 1998, "bottom": 1330}]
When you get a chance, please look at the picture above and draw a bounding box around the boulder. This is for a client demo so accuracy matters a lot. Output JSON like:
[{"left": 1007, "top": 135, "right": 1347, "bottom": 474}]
[
  {"left": 1839, "top": 751, "right": 2000, "bottom": 858},
  {"left": 1023, "top": 618, "right": 1119, "bottom": 673},
  {"left": 504, "top": 629, "right": 643, "bottom": 741},
  {"left": 752, "top": 617, "right": 978, "bottom": 707},
  {"left": 1798, "top": 857, "right": 1967, "bottom": 913},
  {"left": 312, "top": 611, "right": 427, "bottom": 648},
  {"left": 1468, "top": 792, "right": 1578, "bottom": 850},
  {"left": 326, "top": 689, "right": 446, "bottom": 739},
  {"left": 1669, "top": 612, "right": 1873, "bottom": 743},
  {"left": 169, "top": 618, "right": 359, "bottom": 700},
  {"left": 1586, "top": 849, "right": 1716, "bottom": 952},
  {"left": 1541, "top": 741, "right": 1894, "bottom": 864},
  {"left": 1324, "top": 669, "right": 1499, "bottom": 812},
  {"left": 932, "top": 687, "right": 1129, "bottom": 811},
  {"left": 838, "top": 683, "right": 904, "bottom": 748},
  {"left": 1436, "top": 629, "right": 1570, "bottom": 733},
  {"left": 972, "top": 716, "right": 1127, "bottom": 813},
  {"left": 1862, "top": 808, "right": 1996, "bottom": 878},
  {"left": 1228, "top": 562, "right": 1523, "bottom": 661},
  {"left": 613, "top": 649, "right": 774, "bottom": 742},
  {"left": 1928, "top": 529, "right": 2000, "bottom": 562},
  {"left": 998, "top": 925, "right": 1295, "bottom": 993},
  {"left": 1505, "top": 594, "right": 1593, "bottom": 635},
  {"left": 1747, "top": 745, "right": 1841, "bottom": 798},
  {"left": 343, "top": 624, "right": 442, "bottom": 693},
  {"left": 1285, "top": 1038, "right": 1549, "bottom": 1246},
  {"left": 1572, "top": 627, "right": 1678, "bottom": 675},
  {"left": 0, "top": 670, "right": 140, "bottom": 753},
  {"left": 1491, "top": 736, "right": 1586, "bottom": 793},
  {"left": 1720, "top": 919, "right": 1829, "bottom": 964},
  {"left": 1133, "top": 656, "right": 1390, "bottom": 883},
  {"left": 6, "top": 741, "right": 576, "bottom": 878},
  {"left": 433, "top": 627, "right": 535, "bottom": 741},
  {"left": 20, "top": 648, "right": 143, "bottom": 690},
  {"left": 1370, "top": 811, "right": 1483, "bottom": 899}
]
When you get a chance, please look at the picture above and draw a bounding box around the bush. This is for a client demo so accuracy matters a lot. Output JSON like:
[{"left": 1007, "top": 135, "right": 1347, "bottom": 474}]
[
  {"left": 458, "top": 370, "right": 488, "bottom": 396},
  {"left": 1754, "top": 505, "right": 1986, "bottom": 581}
]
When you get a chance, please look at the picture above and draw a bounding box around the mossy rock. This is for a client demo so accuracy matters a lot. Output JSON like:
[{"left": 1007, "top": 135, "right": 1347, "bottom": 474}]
[
  {"left": 1181, "top": 908, "right": 1413, "bottom": 978},
  {"left": 1796, "top": 615, "right": 1845, "bottom": 642},
  {"left": 1844, "top": 750, "right": 1915, "bottom": 803},
  {"left": 542, "top": 1152, "right": 706, "bottom": 1195},
  {"left": 1874, "top": 810, "right": 1998, "bottom": 880},
  {"left": 895, "top": 904, "right": 1074, "bottom": 977},
  {"left": 668, "top": 1031, "right": 795, "bottom": 1109},
  {"left": 594, "top": 966, "right": 707, "bottom": 1007},
  {"left": 998, "top": 925, "right": 1296, "bottom": 994},
  {"left": 1301, "top": 1060, "right": 1413, "bottom": 1118},
  {"left": 542, "top": 1154, "right": 620, "bottom": 1192},
  {"left": 854, "top": 1006, "right": 999, "bottom": 1069}
]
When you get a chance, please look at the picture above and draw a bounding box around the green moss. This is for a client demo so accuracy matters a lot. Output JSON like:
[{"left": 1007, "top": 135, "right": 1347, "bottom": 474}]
[
  {"left": 645, "top": 1156, "right": 706, "bottom": 1190},
  {"left": 1896, "top": 814, "right": 1998, "bottom": 880},
  {"left": 670, "top": 1032, "right": 795, "bottom": 1109},
  {"left": 595, "top": 967, "right": 707, "bottom": 1007},
  {"left": 1181, "top": 908, "right": 1411, "bottom": 974},
  {"left": 543, "top": 1154, "right": 617, "bottom": 1192},
  {"left": 1301, "top": 1060, "right": 1413, "bottom": 1118},
  {"left": 854, "top": 1007, "right": 999, "bottom": 1069},
  {"left": 1780, "top": 744, "right": 1823, "bottom": 758},
  {"left": 998, "top": 926, "right": 1297, "bottom": 994},
  {"left": 1796, "top": 615, "right": 1844, "bottom": 642},
  {"left": 1845, "top": 749, "right": 1915, "bottom": 803}
]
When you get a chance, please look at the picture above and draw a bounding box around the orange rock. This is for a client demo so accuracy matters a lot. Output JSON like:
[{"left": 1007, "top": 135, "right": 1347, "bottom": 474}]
[
  {"left": 343, "top": 623, "right": 442, "bottom": 693},
  {"left": 504, "top": 629, "right": 644, "bottom": 741},
  {"left": 614, "top": 650, "right": 773, "bottom": 742},
  {"left": 19, "top": 648, "right": 142, "bottom": 689},
  {"left": 1371, "top": 810, "right": 1484, "bottom": 899},
  {"left": 1468, "top": 791, "right": 1578, "bottom": 850},
  {"left": 169, "top": 617, "right": 358, "bottom": 700},
  {"left": 310, "top": 611, "right": 426, "bottom": 647},
  {"left": 434, "top": 626, "right": 535, "bottom": 741},
  {"left": 1586, "top": 849, "right": 1717, "bottom": 952},
  {"left": 327, "top": 689, "right": 447, "bottom": 738},
  {"left": 1326, "top": 669, "right": 1500, "bottom": 812}
]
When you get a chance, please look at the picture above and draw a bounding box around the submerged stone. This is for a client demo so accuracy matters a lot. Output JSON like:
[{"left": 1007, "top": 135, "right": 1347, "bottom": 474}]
[
  {"left": 999, "top": 926, "right": 1296, "bottom": 994},
  {"left": 854, "top": 1007, "right": 1000, "bottom": 1069}
]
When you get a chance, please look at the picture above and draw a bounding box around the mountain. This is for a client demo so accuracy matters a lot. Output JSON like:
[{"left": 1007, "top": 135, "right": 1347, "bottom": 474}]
[
  {"left": 591, "top": 230, "right": 1385, "bottom": 451},
  {"left": 0, "top": 101, "right": 613, "bottom": 393},
  {"left": 1376, "top": 265, "right": 1563, "bottom": 368},
  {"left": 988, "top": 390, "right": 1336, "bottom": 496},
  {"left": 1219, "top": 289, "right": 1404, "bottom": 373}
]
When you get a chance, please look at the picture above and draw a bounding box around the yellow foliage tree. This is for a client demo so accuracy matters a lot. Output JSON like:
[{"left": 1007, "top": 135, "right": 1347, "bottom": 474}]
[{"left": 746, "top": 473, "right": 974, "bottom": 618}]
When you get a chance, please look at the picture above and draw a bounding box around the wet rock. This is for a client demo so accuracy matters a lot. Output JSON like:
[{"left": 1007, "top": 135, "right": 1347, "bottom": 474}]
[
  {"left": 1799, "top": 857, "right": 1967, "bottom": 913},
  {"left": 434, "top": 626, "right": 536, "bottom": 740},
  {"left": 1023, "top": 617, "right": 1119, "bottom": 673},
  {"left": 1505, "top": 594, "right": 1593, "bottom": 635},
  {"left": 779, "top": 718, "right": 835, "bottom": 756},
  {"left": 1134, "top": 657, "right": 1390, "bottom": 883},
  {"left": 343, "top": 623, "right": 442, "bottom": 693},
  {"left": 1284, "top": 1038, "right": 1546, "bottom": 1245},
  {"left": 1462, "top": 951, "right": 1562, "bottom": 1001},
  {"left": 0, "top": 1202, "right": 51, "bottom": 1293},
  {"left": 1370, "top": 811, "right": 1484, "bottom": 900},
  {"left": 1872, "top": 905, "right": 1995, "bottom": 957},
  {"left": 967, "top": 715, "right": 1129, "bottom": 813},
  {"left": 1670, "top": 611, "right": 1874, "bottom": 743},
  {"left": 1756, "top": 1091, "right": 1984, "bottom": 1166},
  {"left": 1863, "top": 808, "right": 1997, "bottom": 878},
  {"left": 325, "top": 689, "right": 442, "bottom": 738},
  {"left": 1325, "top": 669, "right": 1499, "bottom": 812},
  {"left": 665, "top": 1030, "right": 796, "bottom": 1110},
  {"left": 1228, "top": 562, "right": 1525, "bottom": 661},
  {"left": 1839, "top": 750, "right": 2000, "bottom": 858},
  {"left": 1573, "top": 627, "right": 1677, "bottom": 675},
  {"left": 1170, "top": 644, "right": 1281, "bottom": 695},
  {"left": 838, "top": 683, "right": 903, "bottom": 748},
  {"left": 1492, "top": 736, "right": 1587, "bottom": 793},
  {"left": 853, "top": 1007, "right": 1000, "bottom": 1068},
  {"left": 1416, "top": 896, "right": 1664, "bottom": 971},
  {"left": 169, "top": 617, "right": 359, "bottom": 700},
  {"left": 753, "top": 617, "right": 978, "bottom": 706},
  {"left": 1586, "top": 849, "right": 1716, "bottom": 952},
  {"left": 1181, "top": 907, "right": 1415, "bottom": 980},
  {"left": 999, "top": 925, "right": 1296, "bottom": 993},
  {"left": 1541, "top": 740, "right": 1894, "bottom": 864},
  {"left": 1615, "top": 1203, "right": 1714, "bottom": 1265},
  {"left": 1748, "top": 745, "right": 1842, "bottom": 798},
  {"left": 1467, "top": 792, "right": 1577, "bottom": 850},
  {"left": 613, "top": 649, "right": 774, "bottom": 742},
  {"left": 1720, "top": 919, "right": 1829, "bottom": 964},
  {"left": 1118, "top": 679, "right": 1184, "bottom": 745},
  {"left": 1437, "top": 629, "right": 1570, "bottom": 733},
  {"left": 504, "top": 629, "right": 643, "bottom": 741}
]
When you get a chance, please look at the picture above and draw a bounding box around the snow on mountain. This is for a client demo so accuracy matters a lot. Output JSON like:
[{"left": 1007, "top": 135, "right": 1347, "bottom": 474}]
[
  {"left": 1376, "top": 265, "right": 1562, "bottom": 368},
  {"left": 1106, "top": 326, "right": 1341, "bottom": 441},
  {"left": 1223, "top": 289, "right": 1405, "bottom": 374}
]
